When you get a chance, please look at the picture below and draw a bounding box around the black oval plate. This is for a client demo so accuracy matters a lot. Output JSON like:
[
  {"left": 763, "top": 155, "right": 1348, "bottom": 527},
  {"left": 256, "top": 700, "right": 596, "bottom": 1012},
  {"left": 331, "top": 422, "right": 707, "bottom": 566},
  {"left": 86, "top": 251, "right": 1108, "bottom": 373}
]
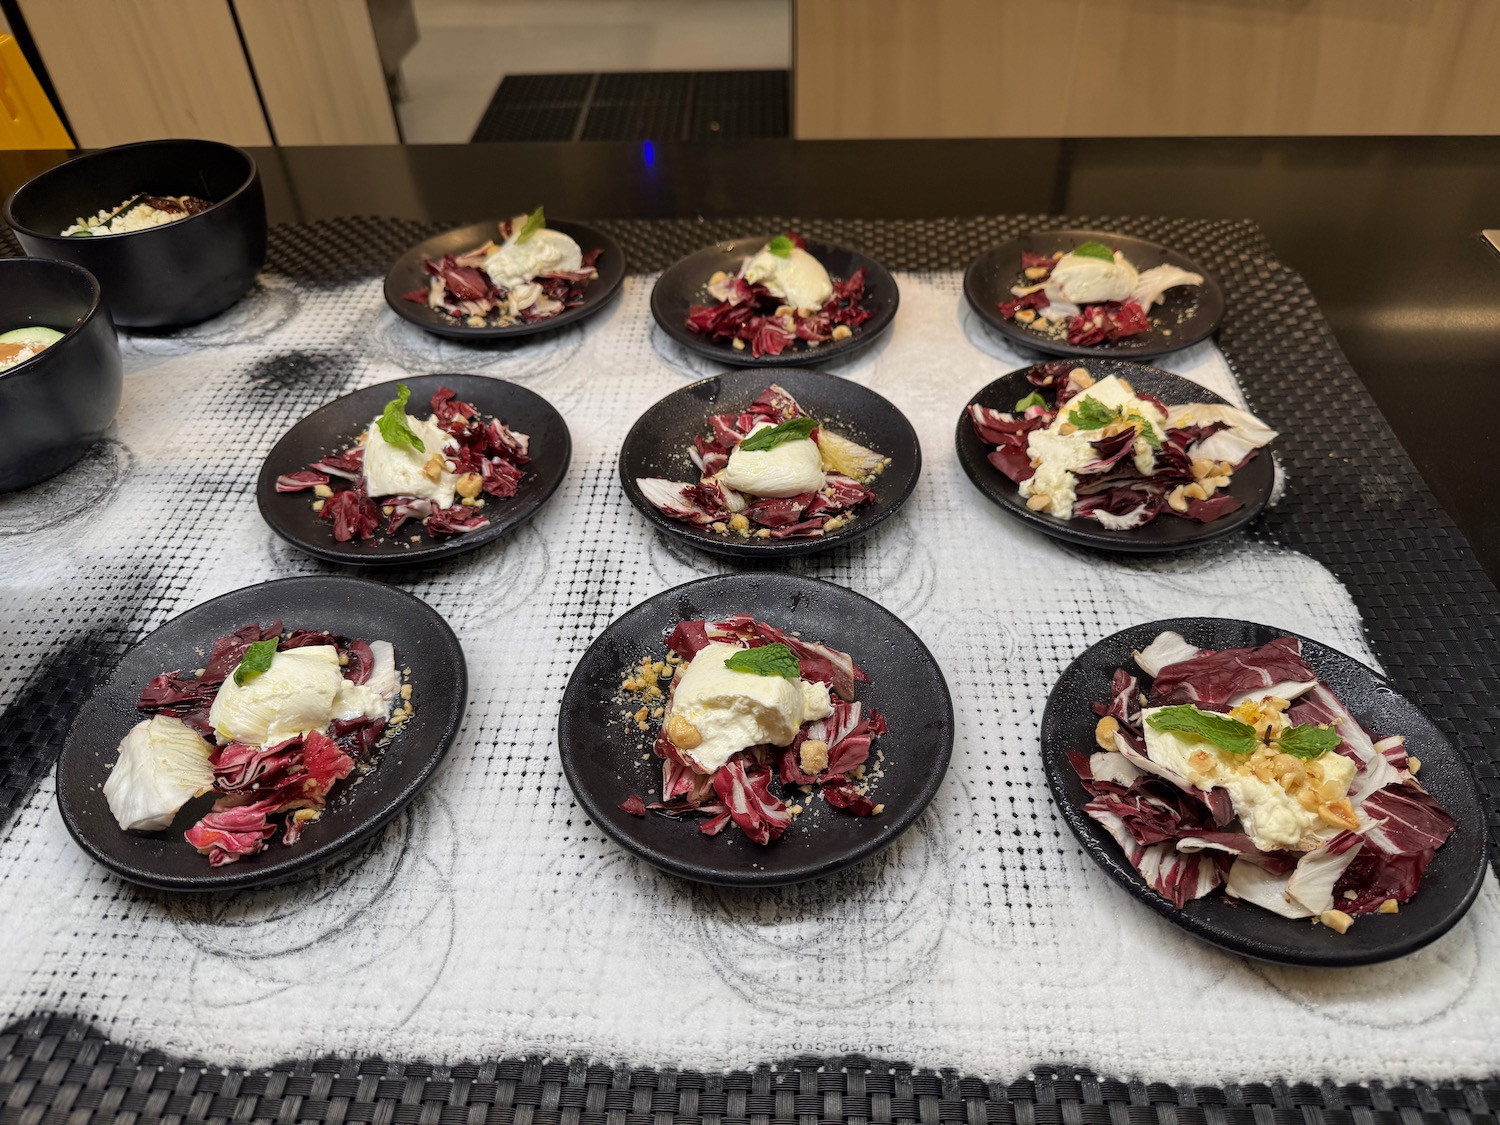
[
  {"left": 258, "top": 373, "right": 570, "bottom": 567},
  {"left": 1043, "top": 617, "right": 1488, "bottom": 966},
  {"left": 955, "top": 359, "right": 1273, "bottom": 553},
  {"left": 383, "top": 219, "right": 625, "bottom": 340},
  {"left": 620, "top": 369, "right": 922, "bottom": 559},
  {"left": 558, "top": 574, "right": 954, "bottom": 886},
  {"left": 649, "top": 235, "right": 899, "bottom": 368},
  {"left": 56, "top": 576, "right": 468, "bottom": 892},
  {"left": 964, "top": 230, "right": 1224, "bottom": 360}
]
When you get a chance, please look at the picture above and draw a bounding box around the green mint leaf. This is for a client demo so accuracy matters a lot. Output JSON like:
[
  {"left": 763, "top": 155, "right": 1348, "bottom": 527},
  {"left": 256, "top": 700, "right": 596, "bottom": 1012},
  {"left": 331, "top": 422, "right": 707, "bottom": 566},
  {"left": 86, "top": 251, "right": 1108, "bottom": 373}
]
[
  {"left": 1014, "top": 391, "right": 1047, "bottom": 412},
  {"left": 515, "top": 205, "right": 545, "bottom": 244},
  {"left": 767, "top": 235, "right": 795, "bottom": 258},
  {"left": 1128, "top": 414, "right": 1162, "bottom": 450},
  {"left": 1067, "top": 395, "right": 1119, "bottom": 431},
  {"left": 1071, "top": 241, "right": 1116, "bottom": 262},
  {"left": 738, "top": 416, "right": 818, "bottom": 452},
  {"left": 233, "top": 639, "right": 279, "bottom": 687},
  {"left": 724, "top": 643, "right": 801, "bottom": 679},
  {"left": 1146, "top": 705, "right": 1259, "bottom": 755},
  {"left": 377, "top": 383, "right": 425, "bottom": 454},
  {"left": 1276, "top": 724, "right": 1342, "bottom": 760}
]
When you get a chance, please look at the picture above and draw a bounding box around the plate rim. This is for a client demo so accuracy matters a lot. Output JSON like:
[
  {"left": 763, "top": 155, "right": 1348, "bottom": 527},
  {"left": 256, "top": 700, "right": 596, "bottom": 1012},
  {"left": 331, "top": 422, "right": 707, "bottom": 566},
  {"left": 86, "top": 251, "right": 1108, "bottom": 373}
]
[
  {"left": 616, "top": 367, "right": 924, "bottom": 559},
  {"left": 255, "top": 372, "right": 572, "bottom": 568},
  {"left": 962, "top": 228, "right": 1225, "bottom": 360},
  {"left": 382, "top": 217, "right": 626, "bottom": 340},
  {"left": 648, "top": 234, "right": 900, "bottom": 369},
  {"left": 557, "top": 572, "right": 956, "bottom": 886},
  {"left": 1041, "top": 615, "right": 1490, "bottom": 966},
  {"left": 54, "top": 574, "right": 469, "bottom": 892},
  {"left": 954, "top": 359, "right": 1273, "bottom": 554}
]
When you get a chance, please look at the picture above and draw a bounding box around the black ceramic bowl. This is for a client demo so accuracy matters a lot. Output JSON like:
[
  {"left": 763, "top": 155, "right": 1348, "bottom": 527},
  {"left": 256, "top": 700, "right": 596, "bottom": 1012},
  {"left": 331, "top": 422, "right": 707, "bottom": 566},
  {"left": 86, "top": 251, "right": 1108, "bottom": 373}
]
[
  {"left": 5, "top": 139, "right": 267, "bottom": 329},
  {"left": 650, "top": 236, "right": 899, "bottom": 368},
  {"left": 0, "top": 258, "right": 122, "bottom": 492},
  {"left": 1042, "top": 618, "right": 1488, "bottom": 966},
  {"left": 619, "top": 369, "right": 923, "bottom": 559},
  {"left": 558, "top": 573, "right": 955, "bottom": 886}
]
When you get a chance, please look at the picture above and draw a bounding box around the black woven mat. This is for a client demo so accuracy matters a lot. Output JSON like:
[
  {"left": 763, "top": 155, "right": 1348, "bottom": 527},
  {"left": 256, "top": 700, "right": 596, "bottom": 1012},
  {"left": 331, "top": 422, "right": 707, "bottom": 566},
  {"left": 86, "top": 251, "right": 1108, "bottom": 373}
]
[{"left": 2, "top": 215, "right": 1498, "bottom": 1119}]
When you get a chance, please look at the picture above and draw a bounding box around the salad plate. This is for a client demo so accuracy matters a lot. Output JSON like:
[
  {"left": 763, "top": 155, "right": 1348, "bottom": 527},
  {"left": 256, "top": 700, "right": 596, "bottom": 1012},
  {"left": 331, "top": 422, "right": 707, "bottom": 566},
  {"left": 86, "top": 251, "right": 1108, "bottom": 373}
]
[
  {"left": 56, "top": 576, "right": 468, "bottom": 891},
  {"left": 955, "top": 359, "right": 1274, "bottom": 553},
  {"left": 558, "top": 573, "right": 954, "bottom": 886},
  {"left": 1042, "top": 617, "right": 1487, "bottom": 966},
  {"left": 619, "top": 369, "right": 921, "bottom": 558},
  {"left": 258, "top": 374, "right": 570, "bottom": 567},
  {"left": 964, "top": 230, "right": 1224, "bottom": 360},
  {"left": 650, "top": 235, "right": 899, "bottom": 368},
  {"left": 383, "top": 218, "right": 625, "bottom": 340}
]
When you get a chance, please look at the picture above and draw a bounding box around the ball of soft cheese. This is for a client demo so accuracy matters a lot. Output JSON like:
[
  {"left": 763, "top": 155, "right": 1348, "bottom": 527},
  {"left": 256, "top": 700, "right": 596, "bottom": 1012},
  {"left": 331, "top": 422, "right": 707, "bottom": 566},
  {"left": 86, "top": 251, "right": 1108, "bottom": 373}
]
[
  {"left": 720, "top": 423, "right": 826, "bottom": 498},
  {"left": 103, "top": 715, "right": 215, "bottom": 832},
  {"left": 483, "top": 228, "right": 583, "bottom": 291},
  {"left": 362, "top": 413, "right": 458, "bottom": 507},
  {"left": 667, "top": 642, "right": 833, "bottom": 772},
  {"left": 741, "top": 245, "right": 834, "bottom": 311},
  {"left": 208, "top": 645, "right": 344, "bottom": 747},
  {"left": 1050, "top": 249, "right": 1138, "bottom": 304}
]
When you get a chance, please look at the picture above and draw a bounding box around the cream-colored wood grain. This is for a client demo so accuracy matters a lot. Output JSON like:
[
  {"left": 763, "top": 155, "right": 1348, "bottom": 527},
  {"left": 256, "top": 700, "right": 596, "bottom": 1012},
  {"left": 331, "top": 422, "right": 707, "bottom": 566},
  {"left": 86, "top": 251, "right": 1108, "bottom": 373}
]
[
  {"left": 794, "top": 0, "right": 1500, "bottom": 138},
  {"left": 15, "top": 0, "right": 271, "bottom": 147},
  {"left": 233, "top": 0, "right": 400, "bottom": 145}
]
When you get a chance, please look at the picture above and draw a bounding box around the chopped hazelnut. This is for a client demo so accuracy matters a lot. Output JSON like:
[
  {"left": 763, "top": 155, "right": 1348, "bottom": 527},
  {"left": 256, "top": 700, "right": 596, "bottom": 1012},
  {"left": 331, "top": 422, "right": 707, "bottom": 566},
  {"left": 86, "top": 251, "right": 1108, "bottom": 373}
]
[
  {"left": 667, "top": 714, "right": 702, "bottom": 750},
  {"left": 799, "top": 738, "right": 830, "bottom": 775},
  {"left": 422, "top": 453, "right": 445, "bottom": 483},
  {"left": 313, "top": 483, "right": 334, "bottom": 499},
  {"left": 831, "top": 325, "right": 853, "bottom": 341},
  {"left": 455, "top": 472, "right": 482, "bottom": 500},
  {"left": 1094, "top": 716, "right": 1120, "bottom": 751},
  {"left": 1319, "top": 909, "right": 1354, "bottom": 934}
]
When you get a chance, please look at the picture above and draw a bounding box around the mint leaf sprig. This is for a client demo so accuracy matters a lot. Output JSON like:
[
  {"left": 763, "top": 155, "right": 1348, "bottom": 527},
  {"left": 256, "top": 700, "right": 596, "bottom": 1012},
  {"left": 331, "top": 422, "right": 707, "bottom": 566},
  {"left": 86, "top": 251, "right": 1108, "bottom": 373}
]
[
  {"left": 724, "top": 643, "right": 801, "bottom": 679},
  {"left": 1070, "top": 241, "right": 1116, "bottom": 262},
  {"left": 738, "top": 416, "right": 818, "bottom": 452},
  {"left": 1277, "top": 724, "right": 1342, "bottom": 760},
  {"left": 766, "top": 235, "right": 795, "bottom": 258},
  {"left": 377, "top": 383, "right": 425, "bottom": 453},
  {"left": 515, "top": 205, "right": 546, "bottom": 244},
  {"left": 1146, "top": 705, "right": 1259, "bottom": 755},
  {"left": 232, "top": 638, "right": 279, "bottom": 687}
]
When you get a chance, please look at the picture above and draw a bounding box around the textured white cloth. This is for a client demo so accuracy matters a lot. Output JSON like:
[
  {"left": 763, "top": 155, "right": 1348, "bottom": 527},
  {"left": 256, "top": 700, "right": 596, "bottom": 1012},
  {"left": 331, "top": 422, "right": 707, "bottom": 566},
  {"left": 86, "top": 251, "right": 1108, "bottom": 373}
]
[{"left": 0, "top": 269, "right": 1495, "bottom": 1083}]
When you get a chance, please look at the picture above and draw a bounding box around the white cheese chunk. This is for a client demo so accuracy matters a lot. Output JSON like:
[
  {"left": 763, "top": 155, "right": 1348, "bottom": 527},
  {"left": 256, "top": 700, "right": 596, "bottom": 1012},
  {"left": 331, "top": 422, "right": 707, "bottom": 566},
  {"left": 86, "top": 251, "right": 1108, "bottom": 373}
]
[
  {"left": 720, "top": 422, "right": 826, "bottom": 498},
  {"left": 483, "top": 227, "right": 583, "bottom": 290},
  {"left": 740, "top": 245, "right": 833, "bottom": 311},
  {"left": 362, "top": 414, "right": 458, "bottom": 507},
  {"left": 208, "top": 645, "right": 345, "bottom": 747},
  {"left": 103, "top": 716, "right": 215, "bottom": 832}
]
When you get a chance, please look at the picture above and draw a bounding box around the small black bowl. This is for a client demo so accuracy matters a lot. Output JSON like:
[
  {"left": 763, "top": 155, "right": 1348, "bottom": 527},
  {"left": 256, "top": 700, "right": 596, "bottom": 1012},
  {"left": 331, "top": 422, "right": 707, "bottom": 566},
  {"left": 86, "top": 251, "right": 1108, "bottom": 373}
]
[
  {"left": 5, "top": 139, "right": 267, "bottom": 329},
  {"left": 964, "top": 230, "right": 1224, "bottom": 360},
  {"left": 1042, "top": 618, "right": 1488, "bottom": 966},
  {"left": 384, "top": 219, "right": 625, "bottom": 340},
  {"left": 955, "top": 359, "right": 1273, "bottom": 553},
  {"left": 558, "top": 573, "right": 955, "bottom": 886},
  {"left": 619, "top": 369, "right": 922, "bottom": 559},
  {"left": 650, "top": 235, "right": 899, "bottom": 368},
  {"left": 56, "top": 575, "right": 469, "bottom": 892},
  {"left": 0, "top": 257, "right": 122, "bottom": 492}
]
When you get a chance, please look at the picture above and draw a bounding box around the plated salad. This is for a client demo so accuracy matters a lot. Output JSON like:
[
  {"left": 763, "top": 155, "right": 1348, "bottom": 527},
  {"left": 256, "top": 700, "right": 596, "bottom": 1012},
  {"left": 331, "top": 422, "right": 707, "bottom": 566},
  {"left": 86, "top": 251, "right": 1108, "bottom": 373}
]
[
  {"left": 62, "top": 193, "right": 214, "bottom": 237},
  {"left": 969, "top": 363, "right": 1276, "bottom": 529},
  {"left": 1000, "top": 240, "right": 1203, "bottom": 347},
  {"left": 636, "top": 383, "right": 890, "bottom": 540},
  {"left": 106, "top": 621, "right": 405, "bottom": 866},
  {"left": 1071, "top": 631, "right": 1455, "bottom": 931},
  {"left": 617, "top": 615, "right": 889, "bottom": 844},
  {"left": 685, "top": 234, "right": 872, "bottom": 358},
  {"left": 400, "top": 208, "right": 601, "bottom": 328},
  {"left": 277, "top": 383, "right": 531, "bottom": 543}
]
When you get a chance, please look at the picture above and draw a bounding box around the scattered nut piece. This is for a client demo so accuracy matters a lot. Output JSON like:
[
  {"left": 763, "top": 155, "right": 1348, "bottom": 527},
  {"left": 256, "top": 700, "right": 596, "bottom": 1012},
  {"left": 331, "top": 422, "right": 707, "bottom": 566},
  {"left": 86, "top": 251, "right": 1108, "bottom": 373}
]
[
  {"left": 1070, "top": 367, "right": 1096, "bottom": 388},
  {"left": 311, "top": 499, "right": 325, "bottom": 513},
  {"left": 312, "top": 483, "right": 334, "bottom": 499},
  {"left": 728, "top": 513, "right": 750, "bottom": 534},
  {"left": 1191, "top": 457, "right": 1215, "bottom": 480},
  {"left": 1318, "top": 798, "right": 1359, "bottom": 831},
  {"left": 800, "top": 739, "right": 830, "bottom": 775},
  {"left": 1023, "top": 266, "right": 1049, "bottom": 280},
  {"left": 455, "top": 472, "right": 482, "bottom": 500},
  {"left": 1015, "top": 308, "right": 1037, "bottom": 324},
  {"left": 421, "top": 454, "right": 445, "bottom": 483},
  {"left": 1058, "top": 422, "right": 1078, "bottom": 436},
  {"left": 1319, "top": 909, "right": 1354, "bottom": 934},
  {"left": 831, "top": 325, "right": 853, "bottom": 341},
  {"left": 1094, "top": 716, "right": 1120, "bottom": 751},
  {"left": 1379, "top": 898, "right": 1401, "bottom": 914},
  {"left": 1167, "top": 486, "right": 1190, "bottom": 513},
  {"left": 1408, "top": 756, "right": 1422, "bottom": 774},
  {"left": 667, "top": 714, "right": 702, "bottom": 750},
  {"left": 1026, "top": 493, "right": 1052, "bottom": 512},
  {"left": 755, "top": 529, "right": 771, "bottom": 538},
  {"left": 731, "top": 337, "right": 746, "bottom": 351},
  {"left": 823, "top": 516, "right": 845, "bottom": 533},
  {"left": 872, "top": 803, "right": 885, "bottom": 815},
  {"left": 1184, "top": 482, "right": 1209, "bottom": 501},
  {"left": 711, "top": 520, "right": 727, "bottom": 534}
]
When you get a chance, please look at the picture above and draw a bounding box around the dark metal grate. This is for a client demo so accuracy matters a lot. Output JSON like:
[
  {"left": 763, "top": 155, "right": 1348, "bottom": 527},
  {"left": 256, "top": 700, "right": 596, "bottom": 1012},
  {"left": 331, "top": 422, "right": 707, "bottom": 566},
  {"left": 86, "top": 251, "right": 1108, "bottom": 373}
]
[{"left": 469, "top": 70, "right": 790, "bottom": 143}]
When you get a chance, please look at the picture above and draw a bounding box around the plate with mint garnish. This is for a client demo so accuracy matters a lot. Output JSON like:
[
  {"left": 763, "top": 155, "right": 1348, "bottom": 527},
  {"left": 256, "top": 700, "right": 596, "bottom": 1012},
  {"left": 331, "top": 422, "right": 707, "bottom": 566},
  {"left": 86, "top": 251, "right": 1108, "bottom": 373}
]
[
  {"left": 619, "top": 368, "right": 922, "bottom": 559},
  {"left": 257, "top": 374, "right": 570, "bottom": 567},
  {"left": 964, "top": 229, "right": 1224, "bottom": 360},
  {"left": 955, "top": 358, "right": 1275, "bottom": 554},
  {"left": 558, "top": 573, "right": 954, "bottom": 886},
  {"left": 650, "top": 234, "right": 899, "bottom": 367}
]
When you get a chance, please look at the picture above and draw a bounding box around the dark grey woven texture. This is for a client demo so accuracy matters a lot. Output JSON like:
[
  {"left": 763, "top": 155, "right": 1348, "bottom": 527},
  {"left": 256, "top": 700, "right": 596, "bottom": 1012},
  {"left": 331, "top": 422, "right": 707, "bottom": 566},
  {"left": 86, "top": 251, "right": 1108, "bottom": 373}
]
[{"left": 2, "top": 215, "right": 1498, "bottom": 1120}]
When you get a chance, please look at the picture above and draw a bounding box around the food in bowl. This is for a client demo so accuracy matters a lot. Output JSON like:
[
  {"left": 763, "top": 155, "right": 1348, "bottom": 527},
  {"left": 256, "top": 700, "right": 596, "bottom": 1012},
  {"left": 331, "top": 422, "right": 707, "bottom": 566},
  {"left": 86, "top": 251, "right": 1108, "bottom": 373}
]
[
  {"left": 62, "top": 193, "right": 215, "bottom": 237},
  {"left": 0, "top": 326, "right": 64, "bottom": 370}
]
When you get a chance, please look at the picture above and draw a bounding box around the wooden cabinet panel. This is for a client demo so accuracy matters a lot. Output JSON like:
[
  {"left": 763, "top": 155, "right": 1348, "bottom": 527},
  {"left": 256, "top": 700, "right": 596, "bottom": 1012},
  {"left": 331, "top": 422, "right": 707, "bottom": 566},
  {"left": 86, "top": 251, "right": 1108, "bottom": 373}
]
[
  {"left": 15, "top": 0, "right": 271, "bottom": 147},
  {"left": 794, "top": 0, "right": 1500, "bottom": 138}
]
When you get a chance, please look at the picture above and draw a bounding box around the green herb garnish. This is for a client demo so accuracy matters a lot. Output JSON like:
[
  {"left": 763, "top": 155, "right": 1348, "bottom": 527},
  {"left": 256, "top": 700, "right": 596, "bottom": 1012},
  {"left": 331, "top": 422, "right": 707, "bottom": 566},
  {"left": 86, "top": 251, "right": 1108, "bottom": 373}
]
[
  {"left": 1067, "top": 396, "right": 1118, "bottom": 431},
  {"left": 515, "top": 205, "right": 546, "bottom": 244},
  {"left": 767, "top": 235, "right": 795, "bottom": 258},
  {"left": 1014, "top": 391, "right": 1047, "bottom": 412},
  {"left": 1276, "top": 724, "right": 1342, "bottom": 760},
  {"left": 232, "top": 638, "right": 279, "bottom": 687},
  {"left": 1146, "top": 705, "right": 1259, "bottom": 755},
  {"left": 738, "top": 416, "right": 818, "bottom": 452},
  {"left": 377, "top": 383, "right": 425, "bottom": 454},
  {"left": 1071, "top": 241, "right": 1116, "bottom": 262},
  {"left": 1128, "top": 414, "right": 1162, "bottom": 450},
  {"left": 724, "top": 643, "right": 801, "bottom": 679}
]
